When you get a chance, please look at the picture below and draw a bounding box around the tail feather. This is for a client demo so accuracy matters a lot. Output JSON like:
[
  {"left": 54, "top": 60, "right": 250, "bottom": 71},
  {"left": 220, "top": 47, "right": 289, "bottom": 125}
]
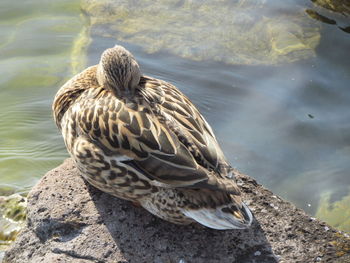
[{"left": 182, "top": 203, "right": 253, "bottom": 230}]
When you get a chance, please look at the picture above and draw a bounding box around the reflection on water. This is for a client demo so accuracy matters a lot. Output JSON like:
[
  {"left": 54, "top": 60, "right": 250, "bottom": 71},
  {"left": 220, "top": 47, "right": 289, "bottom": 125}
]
[{"left": 0, "top": 0, "right": 349, "bottom": 241}]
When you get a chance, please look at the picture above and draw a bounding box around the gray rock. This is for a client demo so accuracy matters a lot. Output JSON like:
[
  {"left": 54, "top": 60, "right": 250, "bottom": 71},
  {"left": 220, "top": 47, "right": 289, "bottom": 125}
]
[{"left": 4, "top": 159, "right": 350, "bottom": 263}]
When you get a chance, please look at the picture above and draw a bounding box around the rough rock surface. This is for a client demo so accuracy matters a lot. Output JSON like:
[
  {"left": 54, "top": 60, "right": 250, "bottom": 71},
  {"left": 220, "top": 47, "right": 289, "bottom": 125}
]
[{"left": 4, "top": 159, "right": 350, "bottom": 263}]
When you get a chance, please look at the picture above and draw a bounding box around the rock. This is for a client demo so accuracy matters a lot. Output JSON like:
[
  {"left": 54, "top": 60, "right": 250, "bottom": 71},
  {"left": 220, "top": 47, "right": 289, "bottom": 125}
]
[{"left": 4, "top": 159, "right": 350, "bottom": 263}]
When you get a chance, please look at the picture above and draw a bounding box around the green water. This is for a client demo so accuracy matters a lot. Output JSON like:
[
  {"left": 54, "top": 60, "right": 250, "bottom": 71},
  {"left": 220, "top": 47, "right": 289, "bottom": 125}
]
[
  {"left": 0, "top": 0, "right": 349, "bottom": 246},
  {"left": 0, "top": 0, "right": 85, "bottom": 194}
]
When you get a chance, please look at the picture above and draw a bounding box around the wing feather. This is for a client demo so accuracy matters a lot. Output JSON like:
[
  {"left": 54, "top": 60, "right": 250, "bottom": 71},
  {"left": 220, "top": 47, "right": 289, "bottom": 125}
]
[{"left": 73, "top": 75, "right": 237, "bottom": 192}]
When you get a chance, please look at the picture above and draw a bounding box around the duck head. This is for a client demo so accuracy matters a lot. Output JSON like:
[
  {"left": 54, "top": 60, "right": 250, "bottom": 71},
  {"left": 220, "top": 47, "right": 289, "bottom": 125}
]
[{"left": 97, "top": 45, "right": 141, "bottom": 97}]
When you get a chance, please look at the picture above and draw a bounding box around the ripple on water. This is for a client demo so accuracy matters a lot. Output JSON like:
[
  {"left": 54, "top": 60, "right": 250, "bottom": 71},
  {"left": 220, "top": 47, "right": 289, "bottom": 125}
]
[{"left": 0, "top": 0, "right": 83, "bottom": 192}]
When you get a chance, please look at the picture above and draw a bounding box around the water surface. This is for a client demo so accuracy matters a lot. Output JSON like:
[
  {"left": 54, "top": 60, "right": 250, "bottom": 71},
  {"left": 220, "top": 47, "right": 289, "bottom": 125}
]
[{"left": 0, "top": 0, "right": 83, "bottom": 193}]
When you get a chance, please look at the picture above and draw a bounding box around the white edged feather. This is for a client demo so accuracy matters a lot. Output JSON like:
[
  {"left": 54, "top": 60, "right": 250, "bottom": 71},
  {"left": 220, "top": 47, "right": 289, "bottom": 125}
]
[{"left": 182, "top": 203, "right": 253, "bottom": 230}]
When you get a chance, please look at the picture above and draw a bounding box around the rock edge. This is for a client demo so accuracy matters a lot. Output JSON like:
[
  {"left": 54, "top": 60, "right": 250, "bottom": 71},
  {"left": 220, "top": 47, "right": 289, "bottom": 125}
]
[{"left": 4, "top": 158, "right": 350, "bottom": 263}]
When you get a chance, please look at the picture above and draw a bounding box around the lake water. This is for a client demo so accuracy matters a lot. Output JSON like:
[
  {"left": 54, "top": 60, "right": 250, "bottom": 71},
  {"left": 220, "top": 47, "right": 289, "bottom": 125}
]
[{"left": 0, "top": 0, "right": 349, "bottom": 235}]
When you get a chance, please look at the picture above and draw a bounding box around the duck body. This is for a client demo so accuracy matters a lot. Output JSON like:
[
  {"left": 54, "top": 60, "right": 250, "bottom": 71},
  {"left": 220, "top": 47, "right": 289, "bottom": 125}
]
[{"left": 53, "top": 46, "right": 253, "bottom": 229}]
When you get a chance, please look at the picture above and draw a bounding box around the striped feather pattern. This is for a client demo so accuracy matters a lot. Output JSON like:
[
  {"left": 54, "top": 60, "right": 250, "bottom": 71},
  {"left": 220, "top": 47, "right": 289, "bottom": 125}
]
[{"left": 52, "top": 45, "right": 253, "bottom": 229}]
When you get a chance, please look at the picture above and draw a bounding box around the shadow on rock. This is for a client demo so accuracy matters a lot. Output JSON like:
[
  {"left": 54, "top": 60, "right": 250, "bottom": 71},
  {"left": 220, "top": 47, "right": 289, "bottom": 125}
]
[{"left": 88, "top": 182, "right": 277, "bottom": 263}]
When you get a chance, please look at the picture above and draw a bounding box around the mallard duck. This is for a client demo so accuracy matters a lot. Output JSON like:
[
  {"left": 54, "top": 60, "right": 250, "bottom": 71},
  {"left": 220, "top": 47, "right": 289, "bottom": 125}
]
[{"left": 53, "top": 45, "right": 253, "bottom": 229}]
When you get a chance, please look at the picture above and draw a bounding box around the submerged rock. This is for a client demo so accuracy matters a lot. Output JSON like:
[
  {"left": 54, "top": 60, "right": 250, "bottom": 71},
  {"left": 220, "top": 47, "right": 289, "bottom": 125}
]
[
  {"left": 4, "top": 159, "right": 350, "bottom": 262},
  {"left": 306, "top": 0, "right": 350, "bottom": 33},
  {"left": 81, "top": 0, "right": 320, "bottom": 65},
  {"left": 311, "top": 0, "right": 350, "bottom": 15}
]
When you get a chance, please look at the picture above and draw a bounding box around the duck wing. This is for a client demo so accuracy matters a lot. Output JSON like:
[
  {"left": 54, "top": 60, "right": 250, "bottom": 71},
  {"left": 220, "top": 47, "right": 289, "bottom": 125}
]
[
  {"left": 140, "top": 76, "right": 226, "bottom": 170},
  {"left": 76, "top": 76, "right": 239, "bottom": 194}
]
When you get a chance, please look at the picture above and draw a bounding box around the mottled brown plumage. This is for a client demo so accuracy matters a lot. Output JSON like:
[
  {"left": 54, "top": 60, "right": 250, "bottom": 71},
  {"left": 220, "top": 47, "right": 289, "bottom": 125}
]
[{"left": 53, "top": 45, "right": 253, "bottom": 229}]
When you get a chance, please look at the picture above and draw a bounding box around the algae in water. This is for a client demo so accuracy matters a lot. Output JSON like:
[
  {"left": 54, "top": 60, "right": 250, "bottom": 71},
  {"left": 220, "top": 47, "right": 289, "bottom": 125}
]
[
  {"left": 316, "top": 191, "right": 350, "bottom": 233},
  {"left": 81, "top": 0, "right": 321, "bottom": 65},
  {"left": 0, "top": 194, "right": 27, "bottom": 260}
]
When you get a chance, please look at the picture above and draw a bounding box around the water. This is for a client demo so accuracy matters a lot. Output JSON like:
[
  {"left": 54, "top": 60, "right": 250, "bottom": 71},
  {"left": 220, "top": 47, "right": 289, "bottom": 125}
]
[
  {"left": 0, "top": 0, "right": 349, "bottom": 235},
  {"left": 0, "top": 0, "right": 83, "bottom": 193}
]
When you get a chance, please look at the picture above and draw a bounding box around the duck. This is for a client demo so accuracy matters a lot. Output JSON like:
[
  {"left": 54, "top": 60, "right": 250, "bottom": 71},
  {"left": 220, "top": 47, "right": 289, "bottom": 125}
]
[{"left": 52, "top": 45, "right": 253, "bottom": 230}]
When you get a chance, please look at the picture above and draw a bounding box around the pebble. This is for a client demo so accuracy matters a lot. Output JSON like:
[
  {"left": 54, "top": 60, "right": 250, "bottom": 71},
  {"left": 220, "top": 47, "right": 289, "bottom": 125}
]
[{"left": 254, "top": 251, "right": 261, "bottom": 256}]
